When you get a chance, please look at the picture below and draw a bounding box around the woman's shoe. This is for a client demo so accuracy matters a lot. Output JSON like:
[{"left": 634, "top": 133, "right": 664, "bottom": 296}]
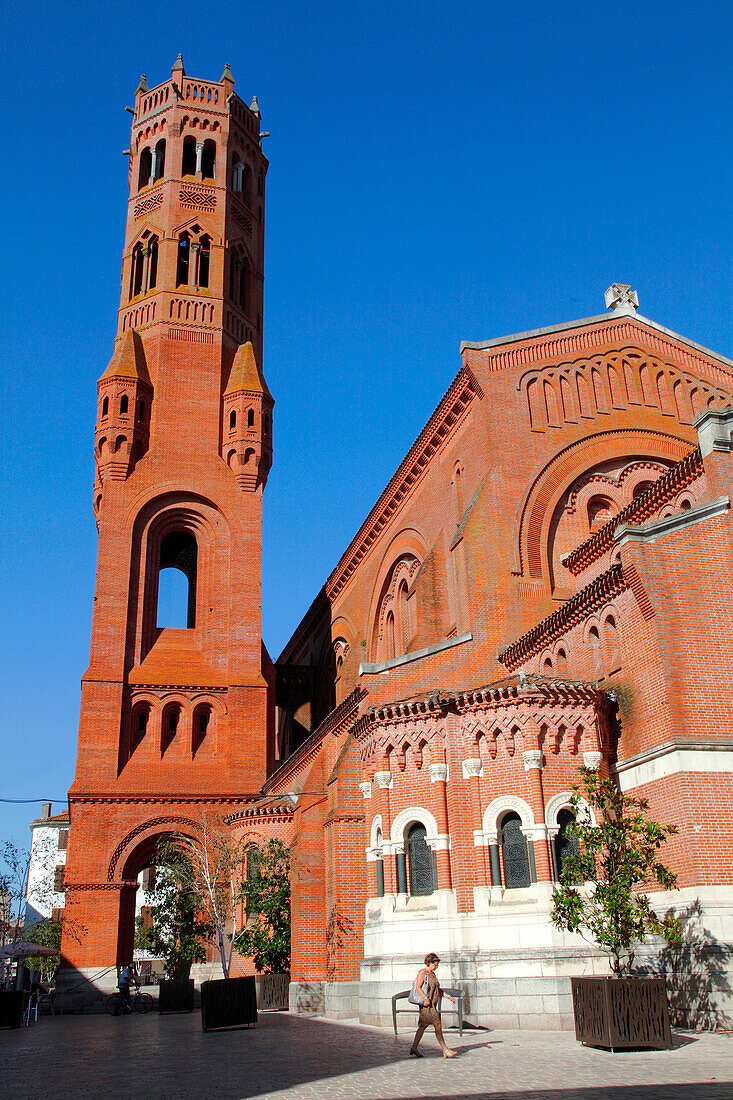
[{"left": 409, "top": 1048, "right": 423, "bottom": 1057}]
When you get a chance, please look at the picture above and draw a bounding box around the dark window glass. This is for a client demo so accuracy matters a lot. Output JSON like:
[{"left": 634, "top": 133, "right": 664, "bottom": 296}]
[
  {"left": 555, "top": 808, "right": 579, "bottom": 880},
  {"left": 501, "top": 812, "right": 530, "bottom": 888},
  {"left": 406, "top": 823, "right": 434, "bottom": 896}
]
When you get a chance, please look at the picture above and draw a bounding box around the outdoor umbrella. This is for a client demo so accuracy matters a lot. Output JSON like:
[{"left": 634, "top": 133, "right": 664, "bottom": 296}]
[{"left": 0, "top": 941, "right": 57, "bottom": 959}]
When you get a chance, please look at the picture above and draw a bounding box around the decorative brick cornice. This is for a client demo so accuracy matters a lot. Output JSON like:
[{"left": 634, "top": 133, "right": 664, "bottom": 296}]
[
  {"left": 498, "top": 564, "right": 627, "bottom": 670},
  {"left": 563, "top": 447, "right": 704, "bottom": 575},
  {"left": 325, "top": 367, "right": 483, "bottom": 601}
]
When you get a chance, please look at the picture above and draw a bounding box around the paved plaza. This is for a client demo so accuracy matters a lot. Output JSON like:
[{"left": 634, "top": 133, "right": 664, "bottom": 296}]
[{"left": 1, "top": 1011, "right": 731, "bottom": 1099}]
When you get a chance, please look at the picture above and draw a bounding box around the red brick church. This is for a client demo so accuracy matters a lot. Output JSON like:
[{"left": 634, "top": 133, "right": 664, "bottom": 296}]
[{"left": 60, "top": 59, "right": 733, "bottom": 1027}]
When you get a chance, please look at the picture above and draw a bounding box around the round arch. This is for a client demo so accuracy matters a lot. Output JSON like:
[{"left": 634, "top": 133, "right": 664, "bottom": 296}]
[
  {"left": 370, "top": 813, "right": 383, "bottom": 849},
  {"left": 367, "top": 527, "right": 428, "bottom": 659},
  {"left": 482, "top": 795, "right": 534, "bottom": 836},
  {"left": 107, "top": 815, "right": 201, "bottom": 883},
  {"left": 512, "top": 429, "right": 694, "bottom": 582},
  {"left": 544, "top": 791, "right": 596, "bottom": 830},
  {"left": 390, "top": 805, "right": 439, "bottom": 844}
]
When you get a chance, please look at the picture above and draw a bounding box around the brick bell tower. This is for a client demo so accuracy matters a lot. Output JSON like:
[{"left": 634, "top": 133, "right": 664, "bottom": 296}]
[{"left": 61, "top": 57, "right": 274, "bottom": 996}]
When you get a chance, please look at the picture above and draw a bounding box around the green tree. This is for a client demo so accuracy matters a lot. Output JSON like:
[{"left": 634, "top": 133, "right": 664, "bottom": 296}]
[
  {"left": 24, "top": 917, "right": 62, "bottom": 983},
  {"left": 234, "top": 839, "right": 291, "bottom": 974},
  {"left": 135, "top": 844, "right": 213, "bottom": 980},
  {"left": 165, "top": 816, "right": 251, "bottom": 978},
  {"left": 551, "top": 767, "right": 682, "bottom": 975}
]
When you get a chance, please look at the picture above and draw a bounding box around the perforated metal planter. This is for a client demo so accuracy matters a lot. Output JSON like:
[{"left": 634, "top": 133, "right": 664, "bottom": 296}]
[
  {"left": 201, "top": 975, "right": 257, "bottom": 1031},
  {"left": 571, "top": 976, "right": 672, "bottom": 1050}
]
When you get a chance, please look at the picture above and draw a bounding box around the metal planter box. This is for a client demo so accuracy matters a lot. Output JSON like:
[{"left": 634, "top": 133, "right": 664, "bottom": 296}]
[
  {"left": 0, "top": 991, "right": 24, "bottom": 1029},
  {"left": 571, "top": 976, "right": 672, "bottom": 1051},
  {"left": 201, "top": 975, "right": 257, "bottom": 1032},
  {"left": 259, "top": 972, "right": 290, "bottom": 1011},
  {"left": 158, "top": 978, "right": 195, "bottom": 1014}
]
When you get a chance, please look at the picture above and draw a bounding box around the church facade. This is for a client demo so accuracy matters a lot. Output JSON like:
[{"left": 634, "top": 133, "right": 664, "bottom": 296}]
[{"left": 61, "top": 60, "right": 733, "bottom": 1027}]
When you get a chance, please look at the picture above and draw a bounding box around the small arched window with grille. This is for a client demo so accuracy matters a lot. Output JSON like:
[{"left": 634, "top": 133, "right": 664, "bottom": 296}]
[
  {"left": 176, "top": 234, "right": 190, "bottom": 287},
  {"left": 554, "top": 808, "right": 579, "bottom": 881},
  {"left": 406, "top": 823, "right": 434, "bottom": 896},
  {"left": 132, "top": 704, "right": 150, "bottom": 752},
  {"left": 101, "top": 396, "right": 109, "bottom": 417},
  {"left": 130, "top": 242, "right": 145, "bottom": 298},
  {"left": 500, "top": 812, "right": 530, "bottom": 889}
]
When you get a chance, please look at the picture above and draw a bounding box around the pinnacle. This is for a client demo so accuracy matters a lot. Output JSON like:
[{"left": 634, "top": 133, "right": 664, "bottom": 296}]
[
  {"left": 136, "top": 73, "right": 148, "bottom": 94},
  {"left": 172, "top": 53, "right": 185, "bottom": 73},
  {"left": 221, "top": 63, "right": 235, "bottom": 83},
  {"left": 100, "top": 329, "right": 151, "bottom": 385},
  {"left": 224, "top": 341, "right": 273, "bottom": 402},
  {"left": 250, "top": 95, "right": 261, "bottom": 118}
]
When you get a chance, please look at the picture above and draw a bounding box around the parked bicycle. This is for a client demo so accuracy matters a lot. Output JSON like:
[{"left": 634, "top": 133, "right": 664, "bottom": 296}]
[{"left": 105, "top": 986, "right": 153, "bottom": 1016}]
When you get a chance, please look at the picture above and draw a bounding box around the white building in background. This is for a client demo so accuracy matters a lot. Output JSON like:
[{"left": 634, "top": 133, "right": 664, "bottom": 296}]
[{"left": 26, "top": 803, "right": 69, "bottom": 926}]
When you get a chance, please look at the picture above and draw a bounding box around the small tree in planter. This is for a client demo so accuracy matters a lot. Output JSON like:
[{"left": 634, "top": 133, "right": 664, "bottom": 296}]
[
  {"left": 135, "top": 844, "right": 213, "bottom": 1011},
  {"left": 166, "top": 817, "right": 257, "bottom": 1030},
  {"left": 234, "top": 840, "right": 290, "bottom": 1010},
  {"left": 551, "top": 767, "right": 683, "bottom": 1049}
]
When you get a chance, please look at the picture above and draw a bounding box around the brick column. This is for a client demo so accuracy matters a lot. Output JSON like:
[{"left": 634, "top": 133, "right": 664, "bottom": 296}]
[
  {"left": 373, "top": 768, "right": 395, "bottom": 894},
  {"left": 523, "top": 748, "right": 552, "bottom": 883},
  {"left": 463, "top": 756, "right": 489, "bottom": 887},
  {"left": 429, "top": 758, "right": 452, "bottom": 890}
]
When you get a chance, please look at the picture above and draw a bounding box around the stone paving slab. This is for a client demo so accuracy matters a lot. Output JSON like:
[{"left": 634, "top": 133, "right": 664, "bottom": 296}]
[{"left": 1, "top": 1011, "right": 731, "bottom": 1100}]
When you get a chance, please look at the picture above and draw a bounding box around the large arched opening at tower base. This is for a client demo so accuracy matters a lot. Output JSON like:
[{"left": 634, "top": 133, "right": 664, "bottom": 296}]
[{"left": 116, "top": 825, "right": 199, "bottom": 967}]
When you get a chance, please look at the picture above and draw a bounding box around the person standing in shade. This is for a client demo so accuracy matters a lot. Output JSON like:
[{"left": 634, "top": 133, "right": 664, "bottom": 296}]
[{"left": 409, "top": 953, "right": 458, "bottom": 1058}]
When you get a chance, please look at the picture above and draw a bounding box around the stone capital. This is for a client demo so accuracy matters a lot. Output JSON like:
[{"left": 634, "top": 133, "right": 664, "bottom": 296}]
[
  {"left": 429, "top": 762, "right": 448, "bottom": 784},
  {"left": 583, "top": 751, "right": 602, "bottom": 769},
  {"left": 358, "top": 782, "right": 371, "bottom": 799},
  {"left": 373, "top": 770, "right": 392, "bottom": 789},
  {"left": 523, "top": 749, "right": 543, "bottom": 772},
  {"left": 462, "top": 757, "right": 482, "bottom": 778}
]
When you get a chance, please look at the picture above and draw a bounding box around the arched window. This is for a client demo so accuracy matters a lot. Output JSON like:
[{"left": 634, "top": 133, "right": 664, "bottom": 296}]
[
  {"left": 196, "top": 235, "right": 211, "bottom": 288},
  {"left": 554, "top": 808, "right": 579, "bottom": 881},
  {"left": 176, "top": 234, "right": 190, "bottom": 287},
  {"left": 132, "top": 704, "right": 150, "bottom": 750},
  {"left": 247, "top": 407, "right": 254, "bottom": 428},
  {"left": 229, "top": 409, "right": 236, "bottom": 430},
  {"left": 201, "top": 140, "right": 216, "bottom": 179},
  {"left": 137, "top": 147, "right": 152, "bottom": 191},
  {"left": 181, "top": 136, "right": 196, "bottom": 176},
  {"left": 263, "top": 413, "right": 269, "bottom": 436},
  {"left": 397, "top": 580, "right": 410, "bottom": 654},
  {"left": 385, "top": 611, "right": 395, "bottom": 660},
  {"left": 193, "top": 705, "right": 211, "bottom": 756},
  {"left": 500, "top": 812, "right": 530, "bottom": 889},
  {"left": 138, "top": 399, "right": 146, "bottom": 422},
  {"left": 239, "top": 257, "right": 251, "bottom": 313},
  {"left": 161, "top": 704, "right": 180, "bottom": 755},
  {"left": 148, "top": 236, "right": 158, "bottom": 290},
  {"left": 156, "top": 530, "right": 197, "bottom": 629},
  {"left": 130, "top": 242, "right": 145, "bottom": 298},
  {"left": 229, "top": 255, "right": 239, "bottom": 299},
  {"left": 153, "top": 139, "right": 166, "bottom": 181},
  {"left": 101, "top": 396, "right": 109, "bottom": 417},
  {"left": 453, "top": 464, "right": 464, "bottom": 521},
  {"left": 406, "top": 823, "right": 434, "bottom": 896},
  {"left": 120, "top": 394, "right": 129, "bottom": 415},
  {"left": 232, "top": 156, "right": 243, "bottom": 192},
  {"left": 555, "top": 647, "right": 568, "bottom": 675},
  {"left": 242, "top": 164, "right": 252, "bottom": 207},
  {"left": 587, "top": 496, "right": 615, "bottom": 533},
  {"left": 633, "top": 480, "right": 655, "bottom": 500},
  {"left": 375, "top": 827, "right": 384, "bottom": 897}
]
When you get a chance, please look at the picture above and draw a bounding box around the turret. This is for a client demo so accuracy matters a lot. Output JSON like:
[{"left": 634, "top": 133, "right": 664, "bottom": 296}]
[
  {"left": 94, "top": 329, "right": 152, "bottom": 507},
  {"left": 222, "top": 341, "right": 273, "bottom": 489}
]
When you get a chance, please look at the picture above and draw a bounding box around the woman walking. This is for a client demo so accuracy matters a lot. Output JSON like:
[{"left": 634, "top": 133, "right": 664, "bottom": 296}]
[{"left": 409, "top": 953, "right": 457, "bottom": 1058}]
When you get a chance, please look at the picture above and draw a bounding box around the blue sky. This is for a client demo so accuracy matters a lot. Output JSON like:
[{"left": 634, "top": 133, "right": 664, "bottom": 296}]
[{"left": 1, "top": 1, "right": 732, "bottom": 842}]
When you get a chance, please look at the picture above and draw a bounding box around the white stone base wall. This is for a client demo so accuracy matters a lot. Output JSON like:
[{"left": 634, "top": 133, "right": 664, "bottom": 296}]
[
  {"left": 289, "top": 980, "right": 360, "bottom": 1019},
  {"left": 55, "top": 967, "right": 120, "bottom": 1013},
  {"left": 357, "top": 884, "right": 733, "bottom": 1031}
]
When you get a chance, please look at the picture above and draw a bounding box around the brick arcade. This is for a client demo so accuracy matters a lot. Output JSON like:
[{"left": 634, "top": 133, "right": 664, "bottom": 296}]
[{"left": 60, "top": 59, "right": 733, "bottom": 1027}]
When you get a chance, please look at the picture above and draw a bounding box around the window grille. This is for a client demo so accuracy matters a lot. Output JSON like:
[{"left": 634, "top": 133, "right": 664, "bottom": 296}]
[
  {"left": 406, "top": 823, "right": 434, "bottom": 896},
  {"left": 501, "top": 812, "right": 530, "bottom": 888}
]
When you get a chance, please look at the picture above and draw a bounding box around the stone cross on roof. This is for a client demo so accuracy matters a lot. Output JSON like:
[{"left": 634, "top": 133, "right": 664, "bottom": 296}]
[{"left": 605, "top": 283, "right": 639, "bottom": 312}]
